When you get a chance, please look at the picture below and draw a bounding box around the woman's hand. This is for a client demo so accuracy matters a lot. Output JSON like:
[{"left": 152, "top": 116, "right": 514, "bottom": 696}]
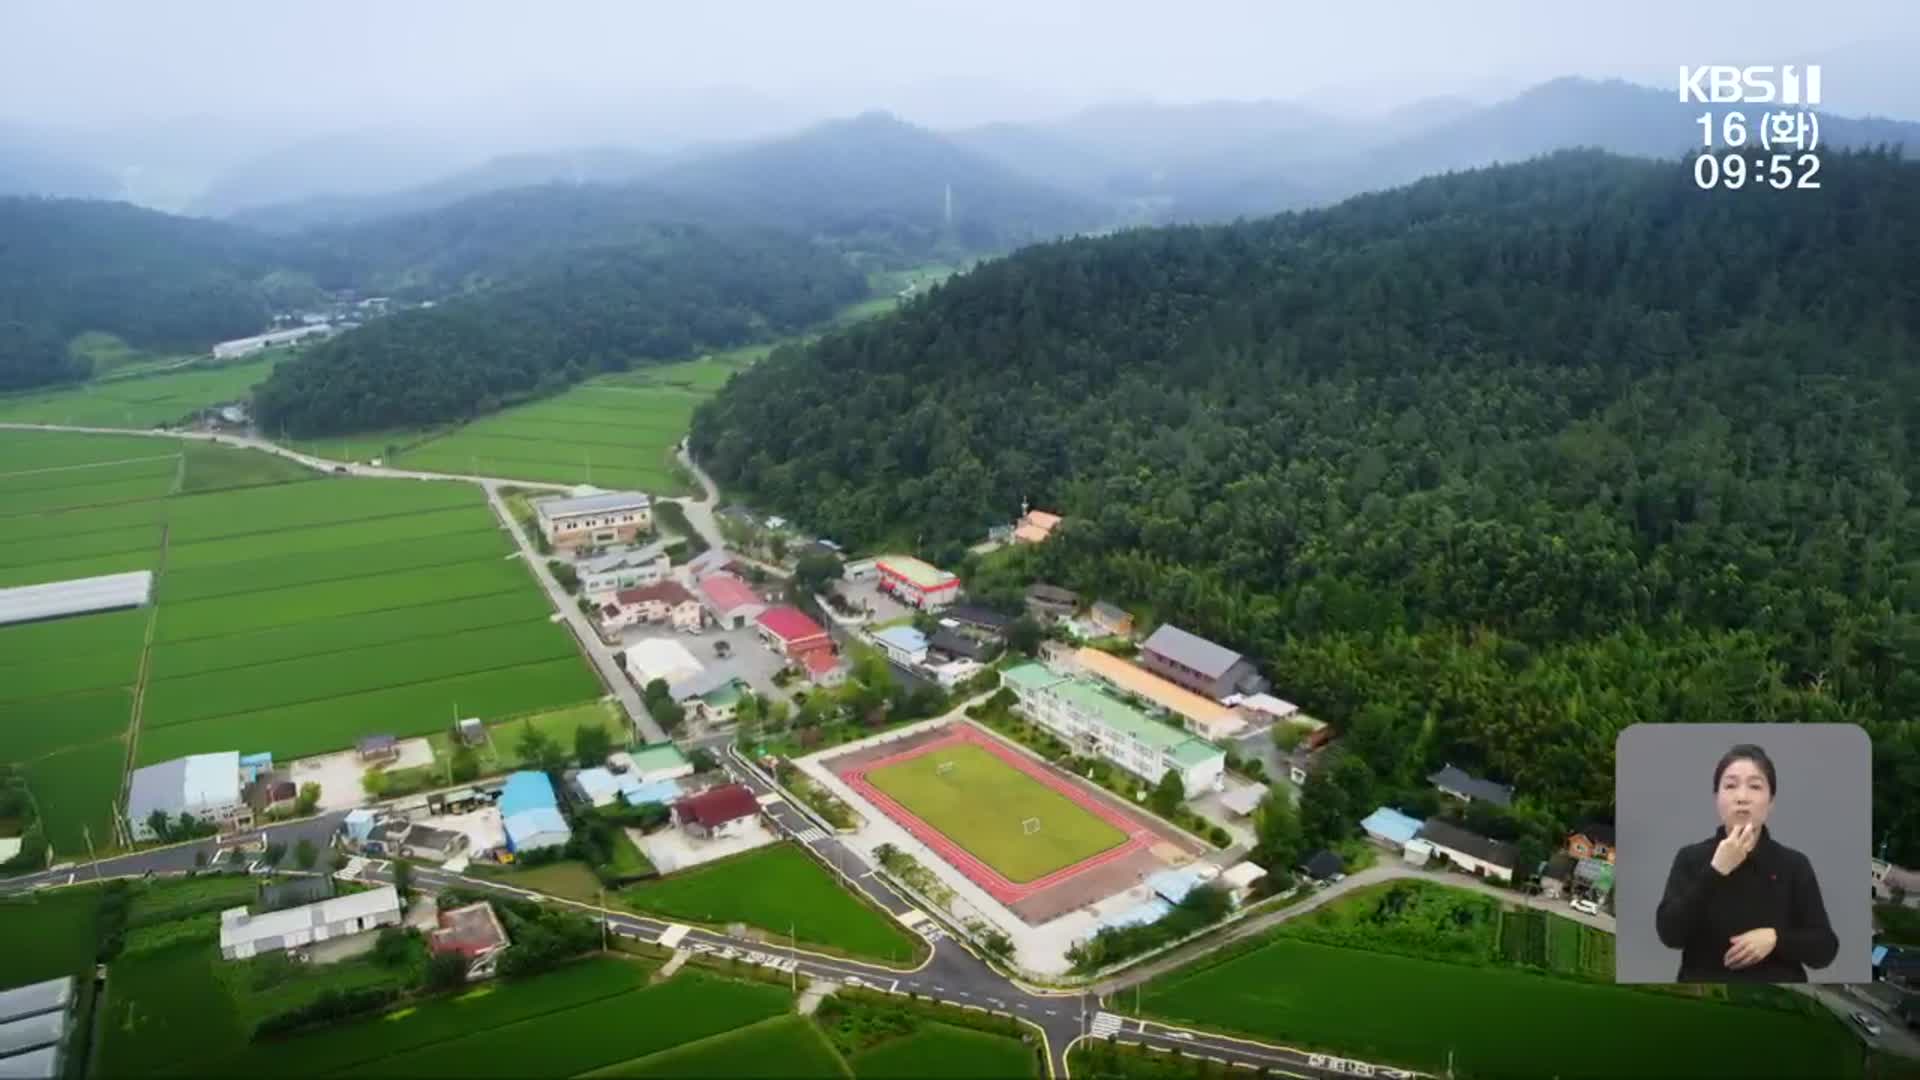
[
  {"left": 1725, "top": 927, "right": 1778, "bottom": 970},
  {"left": 1711, "top": 823, "right": 1759, "bottom": 876}
]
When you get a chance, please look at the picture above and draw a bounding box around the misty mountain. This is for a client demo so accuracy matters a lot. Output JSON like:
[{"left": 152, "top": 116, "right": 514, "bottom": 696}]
[
  {"left": 0, "top": 127, "right": 123, "bottom": 200},
  {"left": 0, "top": 197, "right": 344, "bottom": 390},
  {"left": 639, "top": 111, "right": 1109, "bottom": 259},
  {"left": 958, "top": 78, "right": 1920, "bottom": 223},
  {"left": 186, "top": 129, "right": 504, "bottom": 218},
  {"left": 228, "top": 145, "right": 670, "bottom": 234}
]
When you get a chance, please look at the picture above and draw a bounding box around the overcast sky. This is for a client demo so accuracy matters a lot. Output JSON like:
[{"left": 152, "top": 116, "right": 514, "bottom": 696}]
[{"left": 7, "top": 0, "right": 1915, "bottom": 132}]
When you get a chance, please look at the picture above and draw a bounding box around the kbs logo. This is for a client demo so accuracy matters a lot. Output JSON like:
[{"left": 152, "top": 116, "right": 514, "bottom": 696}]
[{"left": 1679, "top": 65, "right": 1822, "bottom": 105}]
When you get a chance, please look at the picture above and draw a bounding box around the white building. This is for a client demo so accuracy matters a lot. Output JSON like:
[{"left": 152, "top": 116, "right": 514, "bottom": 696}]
[
  {"left": 218, "top": 885, "right": 403, "bottom": 960},
  {"left": 623, "top": 637, "right": 703, "bottom": 690},
  {"left": 126, "top": 752, "right": 250, "bottom": 841},
  {"left": 870, "top": 625, "right": 930, "bottom": 666},
  {"left": 579, "top": 544, "right": 672, "bottom": 601},
  {"left": 1001, "top": 663, "right": 1225, "bottom": 797},
  {"left": 535, "top": 491, "right": 652, "bottom": 552},
  {"left": 211, "top": 324, "right": 333, "bottom": 360},
  {"left": 1415, "top": 820, "right": 1519, "bottom": 883}
]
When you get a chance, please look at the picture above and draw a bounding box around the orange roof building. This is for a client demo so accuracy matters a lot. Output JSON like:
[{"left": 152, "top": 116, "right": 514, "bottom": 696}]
[{"left": 1072, "top": 647, "right": 1245, "bottom": 741}]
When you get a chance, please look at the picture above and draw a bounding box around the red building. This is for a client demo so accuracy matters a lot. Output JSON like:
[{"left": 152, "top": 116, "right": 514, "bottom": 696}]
[{"left": 755, "top": 605, "right": 830, "bottom": 657}]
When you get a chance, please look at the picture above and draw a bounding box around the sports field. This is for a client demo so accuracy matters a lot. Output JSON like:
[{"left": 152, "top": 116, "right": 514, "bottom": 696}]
[
  {"left": 621, "top": 843, "right": 923, "bottom": 964},
  {"left": 859, "top": 738, "right": 1129, "bottom": 884},
  {"left": 0, "top": 429, "right": 600, "bottom": 852},
  {"left": 1132, "top": 936, "right": 1860, "bottom": 1079}
]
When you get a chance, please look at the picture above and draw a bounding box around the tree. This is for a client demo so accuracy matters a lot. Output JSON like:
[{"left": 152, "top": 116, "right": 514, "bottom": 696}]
[
  {"left": 574, "top": 723, "right": 613, "bottom": 767},
  {"left": 794, "top": 552, "right": 843, "bottom": 595},
  {"left": 548, "top": 560, "right": 581, "bottom": 594},
  {"left": 392, "top": 860, "right": 415, "bottom": 904},
  {"left": 450, "top": 745, "right": 480, "bottom": 783},
  {"left": 1150, "top": 771, "right": 1185, "bottom": 818},
  {"left": 262, "top": 841, "right": 287, "bottom": 867},
  {"left": 517, "top": 724, "right": 559, "bottom": 769},
  {"left": 1271, "top": 722, "right": 1306, "bottom": 752},
  {"left": 1251, "top": 790, "right": 1304, "bottom": 872},
  {"left": 425, "top": 950, "right": 469, "bottom": 992},
  {"left": 1007, "top": 617, "right": 1044, "bottom": 657},
  {"left": 295, "top": 782, "right": 321, "bottom": 816},
  {"left": 294, "top": 837, "right": 318, "bottom": 869},
  {"left": 769, "top": 535, "right": 789, "bottom": 563},
  {"left": 146, "top": 810, "right": 172, "bottom": 843},
  {"left": 373, "top": 927, "right": 411, "bottom": 967}
]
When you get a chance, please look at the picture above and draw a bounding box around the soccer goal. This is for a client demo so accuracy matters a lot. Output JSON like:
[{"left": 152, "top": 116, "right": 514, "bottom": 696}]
[
  {"left": 1022, "top": 817, "right": 1042, "bottom": 835},
  {"left": 936, "top": 760, "right": 957, "bottom": 777}
]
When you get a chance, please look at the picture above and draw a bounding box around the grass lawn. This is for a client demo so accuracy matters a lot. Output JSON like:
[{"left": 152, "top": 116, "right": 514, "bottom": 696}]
[
  {"left": 0, "top": 886, "right": 101, "bottom": 983},
  {"left": 470, "top": 859, "right": 607, "bottom": 904},
  {"left": 590, "top": 1015, "right": 851, "bottom": 1078},
  {"left": 863, "top": 741, "right": 1126, "bottom": 883},
  {"left": 336, "top": 970, "right": 790, "bottom": 1078},
  {"left": 621, "top": 843, "right": 922, "bottom": 964},
  {"left": 848, "top": 1022, "right": 1037, "bottom": 1080},
  {"left": 432, "top": 701, "right": 631, "bottom": 776},
  {"left": 205, "top": 956, "right": 651, "bottom": 1076},
  {"left": 1132, "top": 937, "right": 1861, "bottom": 1079}
]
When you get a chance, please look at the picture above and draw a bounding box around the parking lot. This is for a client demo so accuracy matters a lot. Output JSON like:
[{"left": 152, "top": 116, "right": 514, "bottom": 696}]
[
  {"left": 831, "top": 576, "right": 915, "bottom": 626},
  {"left": 618, "top": 621, "right": 797, "bottom": 707}
]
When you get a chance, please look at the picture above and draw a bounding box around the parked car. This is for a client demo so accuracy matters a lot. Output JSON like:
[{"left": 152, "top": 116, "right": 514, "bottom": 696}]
[
  {"left": 1570, "top": 898, "right": 1601, "bottom": 916},
  {"left": 1852, "top": 1011, "right": 1882, "bottom": 1038},
  {"left": 713, "top": 641, "right": 731, "bottom": 657}
]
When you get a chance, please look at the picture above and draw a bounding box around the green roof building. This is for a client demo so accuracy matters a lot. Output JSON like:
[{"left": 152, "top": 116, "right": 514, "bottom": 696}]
[{"left": 1001, "top": 663, "right": 1225, "bottom": 797}]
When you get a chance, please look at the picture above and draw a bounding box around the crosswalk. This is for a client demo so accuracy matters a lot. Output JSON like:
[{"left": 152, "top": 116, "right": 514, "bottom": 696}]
[
  {"left": 1089, "top": 1012, "right": 1125, "bottom": 1038},
  {"left": 791, "top": 825, "right": 828, "bottom": 843}
]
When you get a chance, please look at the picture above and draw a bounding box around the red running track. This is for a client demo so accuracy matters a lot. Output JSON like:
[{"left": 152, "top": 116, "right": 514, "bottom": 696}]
[{"left": 837, "top": 725, "right": 1151, "bottom": 905}]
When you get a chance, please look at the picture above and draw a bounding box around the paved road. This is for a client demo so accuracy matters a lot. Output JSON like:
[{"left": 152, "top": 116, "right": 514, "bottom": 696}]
[
  {"left": 480, "top": 482, "right": 665, "bottom": 743},
  {"left": 0, "top": 812, "right": 351, "bottom": 893}
]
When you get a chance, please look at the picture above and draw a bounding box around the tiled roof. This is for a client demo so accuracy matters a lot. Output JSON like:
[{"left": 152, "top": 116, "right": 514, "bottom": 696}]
[
  {"left": 699, "top": 572, "right": 759, "bottom": 612},
  {"left": 1141, "top": 624, "right": 1245, "bottom": 679},
  {"left": 678, "top": 783, "right": 759, "bottom": 827},
  {"left": 616, "top": 581, "right": 696, "bottom": 607},
  {"left": 1428, "top": 764, "right": 1515, "bottom": 807},
  {"left": 757, "top": 605, "right": 827, "bottom": 643}
]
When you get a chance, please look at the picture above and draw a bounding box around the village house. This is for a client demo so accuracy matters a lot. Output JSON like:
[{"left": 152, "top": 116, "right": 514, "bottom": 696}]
[
  {"left": 1024, "top": 584, "right": 1079, "bottom": 623},
  {"left": 579, "top": 544, "right": 673, "bottom": 602},
  {"left": 1012, "top": 508, "right": 1062, "bottom": 545},
  {"left": 1088, "top": 600, "right": 1134, "bottom": 638},
  {"left": 1416, "top": 820, "right": 1520, "bottom": 883},
  {"left": 599, "top": 580, "right": 703, "bottom": 635},
  {"left": 1428, "top": 764, "right": 1516, "bottom": 808},
  {"left": 698, "top": 571, "right": 766, "bottom": 629},
  {"left": 674, "top": 783, "right": 761, "bottom": 840},
  {"left": 756, "top": 605, "right": 831, "bottom": 658},
  {"left": 429, "top": 902, "right": 512, "bottom": 980},
  {"left": 1566, "top": 823, "right": 1616, "bottom": 864}
]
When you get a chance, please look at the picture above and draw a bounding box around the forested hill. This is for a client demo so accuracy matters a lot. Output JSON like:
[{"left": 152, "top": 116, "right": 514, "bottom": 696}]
[
  {"left": 691, "top": 148, "right": 1920, "bottom": 860},
  {"left": 254, "top": 224, "right": 865, "bottom": 436},
  {"left": 637, "top": 112, "right": 1109, "bottom": 260},
  {"left": 0, "top": 197, "right": 343, "bottom": 390}
]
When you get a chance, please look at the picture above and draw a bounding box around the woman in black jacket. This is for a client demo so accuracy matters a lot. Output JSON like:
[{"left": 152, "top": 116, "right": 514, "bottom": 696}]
[{"left": 1654, "top": 744, "right": 1839, "bottom": 982}]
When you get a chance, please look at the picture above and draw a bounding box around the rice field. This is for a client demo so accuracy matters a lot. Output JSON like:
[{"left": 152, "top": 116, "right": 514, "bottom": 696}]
[
  {"left": 593, "top": 1015, "right": 851, "bottom": 1079},
  {"left": 0, "top": 430, "right": 602, "bottom": 854},
  {"left": 0, "top": 355, "right": 281, "bottom": 428},
  {"left": 385, "top": 349, "right": 769, "bottom": 493}
]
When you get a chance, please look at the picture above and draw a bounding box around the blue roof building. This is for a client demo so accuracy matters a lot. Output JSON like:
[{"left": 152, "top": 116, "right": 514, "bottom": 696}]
[
  {"left": 500, "top": 771, "right": 571, "bottom": 853},
  {"left": 1147, "top": 868, "right": 1207, "bottom": 905},
  {"left": 871, "top": 625, "right": 930, "bottom": 665},
  {"left": 1360, "top": 806, "right": 1425, "bottom": 849},
  {"left": 620, "top": 777, "right": 684, "bottom": 807}
]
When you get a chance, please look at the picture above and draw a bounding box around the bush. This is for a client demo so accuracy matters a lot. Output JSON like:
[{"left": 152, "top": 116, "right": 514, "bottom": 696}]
[
  {"left": 373, "top": 926, "right": 413, "bottom": 967},
  {"left": 294, "top": 837, "right": 318, "bottom": 869},
  {"left": 425, "top": 949, "right": 468, "bottom": 992},
  {"left": 253, "top": 987, "right": 401, "bottom": 1040}
]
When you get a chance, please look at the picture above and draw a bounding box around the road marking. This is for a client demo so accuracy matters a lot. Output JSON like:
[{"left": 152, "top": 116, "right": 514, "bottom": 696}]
[
  {"left": 791, "top": 826, "right": 828, "bottom": 843},
  {"left": 1045, "top": 1010, "right": 1058, "bottom": 1016},
  {"left": 1090, "top": 1012, "right": 1125, "bottom": 1038},
  {"left": 657, "top": 924, "right": 693, "bottom": 949},
  {"left": 898, "top": 908, "right": 929, "bottom": 928}
]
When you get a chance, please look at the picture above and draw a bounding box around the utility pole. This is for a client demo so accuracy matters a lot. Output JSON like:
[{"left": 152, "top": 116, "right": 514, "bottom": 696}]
[
  {"left": 790, "top": 923, "right": 798, "bottom": 994},
  {"left": 83, "top": 825, "right": 100, "bottom": 882}
]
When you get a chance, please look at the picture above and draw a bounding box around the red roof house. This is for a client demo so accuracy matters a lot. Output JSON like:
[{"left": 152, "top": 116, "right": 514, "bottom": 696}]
[
  {"left": 698, "top": 572, "right": 765, "bottom": 628},
  {"left": 798, "top": 644, "right": 844, "bottom": 685},
  {"left": 674, "top": 783, "right": 761, "bottom": 839},
  {"left": 756, "top": 605, "right": 830, "bottom": 656},
  {"left": 429, "top": 901, "right": 511, "bottom": 979}
]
